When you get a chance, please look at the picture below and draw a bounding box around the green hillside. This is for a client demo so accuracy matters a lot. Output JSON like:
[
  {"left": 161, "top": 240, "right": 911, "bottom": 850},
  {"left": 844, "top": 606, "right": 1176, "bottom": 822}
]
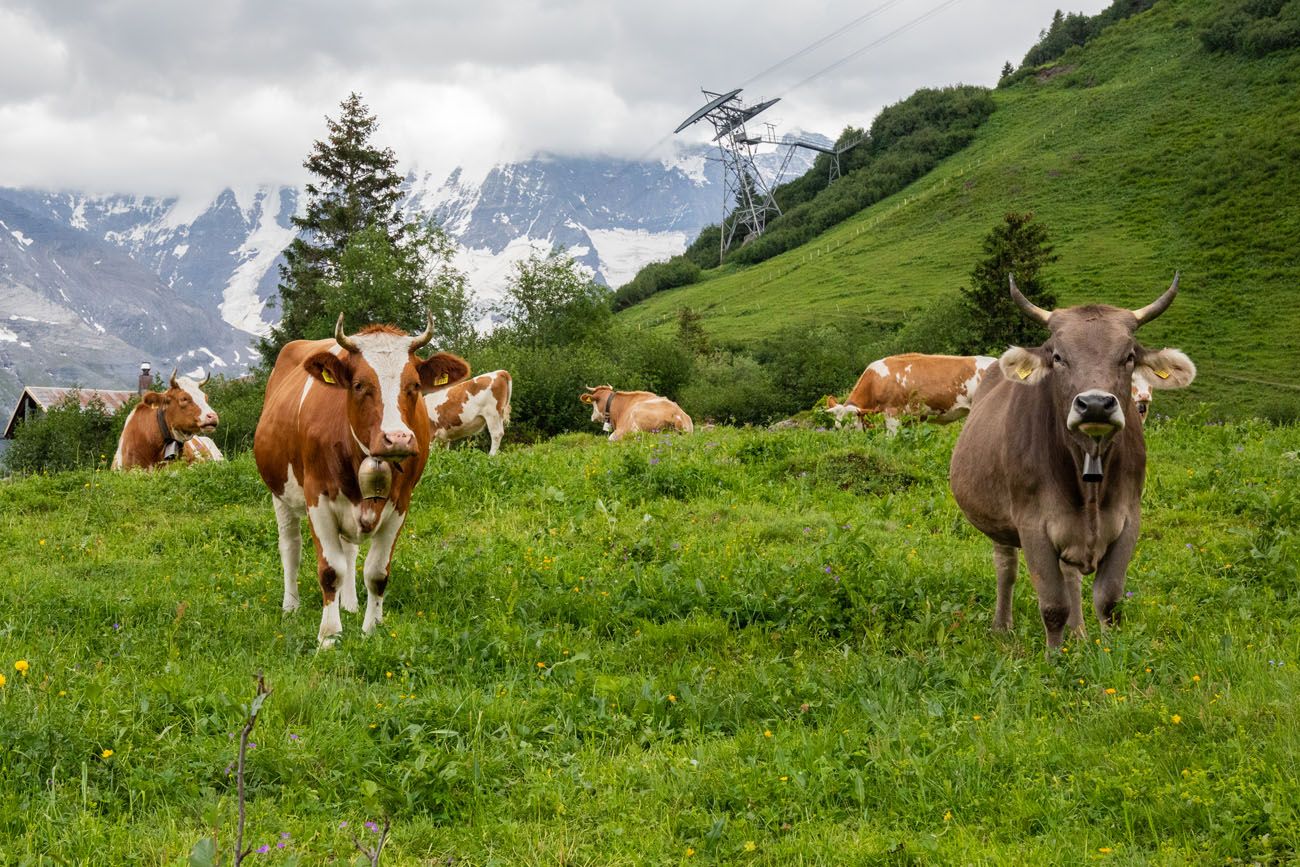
[{"left": 619, "top": 0, "right": 1300, "bottom": 419}]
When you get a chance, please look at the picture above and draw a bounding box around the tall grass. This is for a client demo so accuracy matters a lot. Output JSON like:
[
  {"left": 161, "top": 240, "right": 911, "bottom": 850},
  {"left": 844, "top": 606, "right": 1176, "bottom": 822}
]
[{"left": 2, "top": 418, "right": 1298, "bottom": 862}]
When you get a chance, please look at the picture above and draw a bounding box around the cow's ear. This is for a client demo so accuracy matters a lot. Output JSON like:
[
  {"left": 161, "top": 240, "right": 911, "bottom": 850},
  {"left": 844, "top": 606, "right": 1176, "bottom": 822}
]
[
  {"left": 1137, "top": 346, "right": 1196, "bottom": 390},
  {"left": 418, "top": 352, "right": 470, "bottom": 393},
  {"left": 579, "top": 393, "right": 594, "bottom": 404},
  {"left": 141, "top": 392, "right": 170, "bottom": 407},
  {"left": 999, "top": 346, "right": 1050, "bottom": 386},
  {"left": 305, "top": 351, "right": 349, "bottom": 388}
]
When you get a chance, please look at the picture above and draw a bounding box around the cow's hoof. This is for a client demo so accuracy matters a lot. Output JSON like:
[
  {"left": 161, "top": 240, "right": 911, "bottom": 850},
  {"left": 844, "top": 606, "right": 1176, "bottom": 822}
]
[{"left": 318, "top": 636, "right": 337, "bottom": 650}]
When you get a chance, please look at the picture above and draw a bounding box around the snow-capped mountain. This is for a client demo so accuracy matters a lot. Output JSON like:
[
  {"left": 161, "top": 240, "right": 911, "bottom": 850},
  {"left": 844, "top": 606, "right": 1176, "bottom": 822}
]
[{"left": 0, "top": 137, "right": 821, "bottom": 411}]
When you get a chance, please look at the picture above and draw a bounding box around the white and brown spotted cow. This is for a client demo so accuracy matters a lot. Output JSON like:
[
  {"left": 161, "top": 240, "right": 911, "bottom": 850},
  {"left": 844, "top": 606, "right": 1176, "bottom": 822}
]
[
  {"left": 253, "top": 314, "right": 469, "bottom": 646},
  {"left": 112, "top": 371, "right": 219, "bottom": 469},
  {"left": 580, "top": 385, "right": 693, "bottom": 442},
  {"left": 825, "top": 353, "right": 997, "bottom": 434},
  {"left": 424, "top": 370, "right": 512, "bottom": 456}
]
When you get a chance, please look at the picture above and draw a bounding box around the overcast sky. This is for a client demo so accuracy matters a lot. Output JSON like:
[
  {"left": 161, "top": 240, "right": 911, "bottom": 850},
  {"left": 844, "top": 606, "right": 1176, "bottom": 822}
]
[{"left": 0, "top": 0, "right": 1112, "bottom": 200}]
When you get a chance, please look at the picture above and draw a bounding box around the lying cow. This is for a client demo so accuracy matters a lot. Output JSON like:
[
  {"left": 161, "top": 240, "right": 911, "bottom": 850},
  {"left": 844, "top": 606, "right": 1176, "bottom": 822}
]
[
  {"left": 825, "top": 353, "right": 998, "bottom": 433},
  {"left": 112, "top": 371, "right": 219, "bottom": 469},
  {"left": 253, "top": 314, "right": 469, "bottom": 646},
  {"left": 949, "top": 274, "right": 1196, "bottom": 652},
  {"left": 183, "top": 436, "right": 225, "bottom": 463},
  {"left": 425, "top": 369, "right": 512, "bottom": 456},
  {"left": 580, "top": 385, "right": 693, "bottom": 441}
]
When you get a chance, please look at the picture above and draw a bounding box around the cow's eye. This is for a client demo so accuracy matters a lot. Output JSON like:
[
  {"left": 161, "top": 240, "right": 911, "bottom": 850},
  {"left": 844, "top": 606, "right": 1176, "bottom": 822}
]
[
  {"left": 353, "top": 381, "right": 365, "bottom": 393},
  {"left": 1052, "top": 352, "right": 1065, "bottom": 366},
  {"left": 1124, "top": 352, "right": 1135, "bottom": 366}
]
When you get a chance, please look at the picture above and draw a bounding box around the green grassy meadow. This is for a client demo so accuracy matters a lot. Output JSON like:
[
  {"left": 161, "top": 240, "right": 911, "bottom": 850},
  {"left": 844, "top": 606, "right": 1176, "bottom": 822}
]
[
  {"left": 2, "top": 418, "right": 1299, "bottom": 864},
  {"left": 619, "top": 0, "right": 1300, "bottom": 420}
]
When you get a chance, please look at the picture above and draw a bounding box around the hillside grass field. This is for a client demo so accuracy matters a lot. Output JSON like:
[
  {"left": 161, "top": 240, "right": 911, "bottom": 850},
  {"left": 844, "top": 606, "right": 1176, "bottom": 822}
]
[
  {"left": 619, "top": 0, "right": 1300, "bottom": 420},
  {"left": 3, "top": 418, "right": 1299, "bottom": 864}
]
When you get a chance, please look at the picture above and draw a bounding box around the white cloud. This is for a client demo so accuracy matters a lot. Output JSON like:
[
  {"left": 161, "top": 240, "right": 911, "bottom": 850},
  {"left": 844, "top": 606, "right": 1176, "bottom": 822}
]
[{"left": 0, "top": 0, "right": 1112, "bottom": 197}]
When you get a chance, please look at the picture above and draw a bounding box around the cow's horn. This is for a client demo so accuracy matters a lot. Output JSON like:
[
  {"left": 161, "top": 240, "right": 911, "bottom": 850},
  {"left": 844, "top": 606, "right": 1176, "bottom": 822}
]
[
  {"left": 1131, "top": 272, "right": 1180, "bottom": 326},
  {"left": 199, "top": 368, "right": 210, "bottom": 386},
  {"left": 1009, "top": 274, "right": 1052, "bottom": 326},
  {"left": 334, "top": 313, "right": 359, "bottom": 353},
  {"left": 169, "top": 368, "right": 179, "bottom": 389},
  {"left": 409, "top": 310, "right": 434, "bottom": 352}
]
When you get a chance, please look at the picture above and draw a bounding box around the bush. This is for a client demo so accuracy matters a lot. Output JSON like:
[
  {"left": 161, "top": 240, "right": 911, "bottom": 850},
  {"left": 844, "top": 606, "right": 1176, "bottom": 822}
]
[
  {"left": 202, "top": 373, "right": 268, "bottom": 457},
  {"left": 752, "top": 321, "right": 891, "bottom": 414},
  {"left": 1201, "top": 0, "right": 1300, "bottom": 56},
  {"left": 884, "top": 295, "right": 973, "bottom": 357},
  {"left": 611, "top": 257, "right": 701, "bottom": 311},
  {"left": 677, "top": 353, "right": 783, "bottom": 426},
  {"left": 2, "top": 392, "right": 123, "bottom": 474}
]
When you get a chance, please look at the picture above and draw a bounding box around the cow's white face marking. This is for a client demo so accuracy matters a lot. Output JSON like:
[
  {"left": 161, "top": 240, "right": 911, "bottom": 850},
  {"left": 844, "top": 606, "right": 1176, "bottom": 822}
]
[
  {"left": 351, "top": 332, "right": 415, "bottom": 439},
  {"left": 176, "top": 377, "right": 216, "bottom": 420}
]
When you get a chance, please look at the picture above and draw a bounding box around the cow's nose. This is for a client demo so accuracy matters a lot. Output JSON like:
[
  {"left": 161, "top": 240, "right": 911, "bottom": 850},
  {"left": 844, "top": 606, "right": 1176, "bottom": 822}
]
[
  {"left": 204, "top": 412, "right": 219, "bottom": 425},
  {"left": 382, "top": 430, "right": 414, "bottom": 451},
  {"left": 1074, "top": 393, "right": 1118, "bottom": 419}
]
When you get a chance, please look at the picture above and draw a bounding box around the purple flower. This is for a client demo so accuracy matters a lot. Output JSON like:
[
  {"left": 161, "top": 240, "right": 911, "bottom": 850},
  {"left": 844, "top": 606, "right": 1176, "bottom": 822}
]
[
  {"left": 289, "top": 733, "right": 299, "bottom": 741},
  {"left": 112, "top": 622, "right": 121, "bottom": 630},
  {"left": 280, "top": 832, "right": 291, "bottom": 839},
  {"left": 339, "top": 821, "right": 348, "bottom": 829},
  {"left": 823, "top": 566, "right": 832, "bottom": 574},
  {"left": 257, "top": 845, "right": 269, "bottom": 854},
  {"left": 1125, "top": 591, "right": 1135, "bottom": 598},
  {"left": 365, "top": 821, "right": 379, "bottom": 833},
  {"left": 224, "top": 763, "right": 234, "bottom": 776},
  {"left": 803, "top": 527, "right": 811, "bottom": 534},
  {"left": 649, "top": 457, "right": 659, "bottom": 465},
  {"left": 248, "top": 742, "right": 256, "bottom": 749},
  {"left": 277, "top": 842, "right": 287, "bottom": 849}
]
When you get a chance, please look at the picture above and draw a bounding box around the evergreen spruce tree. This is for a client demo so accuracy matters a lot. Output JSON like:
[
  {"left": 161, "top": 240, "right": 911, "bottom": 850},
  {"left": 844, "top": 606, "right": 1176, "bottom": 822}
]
[
  {"left": 259, "top": 92, "right": 411, "bottom": 363},
  {"left": 958, "top": 212, "right": 1059, "bottom": 353}
]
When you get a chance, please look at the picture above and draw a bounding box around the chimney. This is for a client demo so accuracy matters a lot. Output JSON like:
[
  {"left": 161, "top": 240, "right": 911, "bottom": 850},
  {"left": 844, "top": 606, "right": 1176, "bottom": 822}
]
[{"left": 138, "top": 362, "right": 153, "bottom": 396}]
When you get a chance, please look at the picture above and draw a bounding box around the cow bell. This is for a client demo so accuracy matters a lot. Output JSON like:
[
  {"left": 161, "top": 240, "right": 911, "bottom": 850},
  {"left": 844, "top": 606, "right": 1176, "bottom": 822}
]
[
  {"left": 1082, "top": 451, "right": 1104, "bottom": 483},
  {"left": 358, "top": 456, "right": 393, "bottom": 500}
]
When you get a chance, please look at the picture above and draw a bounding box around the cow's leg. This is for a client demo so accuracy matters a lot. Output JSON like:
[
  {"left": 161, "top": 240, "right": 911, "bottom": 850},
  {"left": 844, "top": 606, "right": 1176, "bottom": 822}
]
[
  {"left": 992, "top": 543, "right": 1018, "bottom": 631},
  {"left": 1094, "top": 516, "right": 1139, "bottom": 629},
  {"left": 362, "top": 509, "right": 405, "bottom": 635},
  {"left": 339, "top": 540, "right": 359, "bottom": 613},
  {"left": 486, "top": 414, "right": 505, "bottom": 456},
  {"left": 1059, "top": 560, "right": 1088, "bottom": 640},
  {"left": 305, "top": 509, "right": 352, "bottom": 648},
  {"left": 272, "top": 495, "right": 303, "bottom": 613},
  {"left": 1020, "top": 533, "right": 1070, "bottom": 654}
]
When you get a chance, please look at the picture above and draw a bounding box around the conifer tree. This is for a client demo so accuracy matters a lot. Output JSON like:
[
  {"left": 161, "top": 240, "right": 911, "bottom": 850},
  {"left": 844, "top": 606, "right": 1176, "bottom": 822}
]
[
  {"left": 958, "top": 212, "right": 1059, "bottom": 353},
  {"left": 259, "top": 92, "right": 412, "bottom": 363}
]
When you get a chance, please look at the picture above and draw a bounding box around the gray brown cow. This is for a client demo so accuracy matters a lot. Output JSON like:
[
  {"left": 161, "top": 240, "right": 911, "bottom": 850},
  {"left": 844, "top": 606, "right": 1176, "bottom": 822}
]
[{"left": 949, "top": 275, "right": 1196, "bottom": 652}]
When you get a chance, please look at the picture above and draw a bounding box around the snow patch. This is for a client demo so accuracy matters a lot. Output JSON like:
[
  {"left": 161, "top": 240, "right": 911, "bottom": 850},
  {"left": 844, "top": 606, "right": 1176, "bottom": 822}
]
[
  {"left": 9, "top": 229, "right": 33, "bottom": 247},
  {"left": 587, "top": 228, "right": 690, "bottom": 289},
  {"left": 173, "top": 243, "right": 189, "bottom": 258},
  {"left": 69, "top": 198, "right": 88, "bottom": 230},
  {"left": 456, "top": 236, "right": 555, "bottom": 304},
  {"left": 221, "top": 186, "right": 295, "bottom": 336}
]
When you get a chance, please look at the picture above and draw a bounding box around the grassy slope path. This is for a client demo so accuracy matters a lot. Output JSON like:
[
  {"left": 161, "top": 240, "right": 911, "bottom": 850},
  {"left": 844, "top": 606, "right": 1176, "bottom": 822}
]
[
  {"left": 2, "top": 420, "right": 1299, "bottom": 863},
  {"left": 620, "top": 0, "right": 1300, "bottom": 419}
]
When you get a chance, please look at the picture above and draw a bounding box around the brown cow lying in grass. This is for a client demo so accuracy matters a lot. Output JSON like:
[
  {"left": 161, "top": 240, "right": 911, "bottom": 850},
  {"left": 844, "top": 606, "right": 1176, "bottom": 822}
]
[
  {"left": 112, "top": 371, "right": 219, "bottom": 469},
  {"left": 580, "top": 385, "right": 693, "bottom": 442}
]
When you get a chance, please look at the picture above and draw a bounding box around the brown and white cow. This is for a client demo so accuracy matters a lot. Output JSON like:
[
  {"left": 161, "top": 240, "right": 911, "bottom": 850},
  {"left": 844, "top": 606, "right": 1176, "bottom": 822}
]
[
  {"left": 253, "top": 314, "right": 469, "bottom": 647},
  {"left": 825, "top": 353, "right": 998, "bottom": 434},
  {"left": 424, "top": 370, "right": 512, "bottom": 456},
  {"left": 112, "top": 371, "right": 219, "bottom": 469},
  {"left": 949, "top": 275, "right": 1196, "bottom": 652},
  {"left": 580, "top": 385, "right": 693, "bottom": 441}
]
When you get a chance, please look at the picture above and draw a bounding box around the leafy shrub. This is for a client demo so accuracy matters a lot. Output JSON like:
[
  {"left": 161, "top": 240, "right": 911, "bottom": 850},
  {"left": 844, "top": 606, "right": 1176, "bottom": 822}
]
[
  {"left": 677, "top": 353, "right": 783, "bottom": 425},
  {"left": 752, "top": 321, "right": 891, "bottom": 414},
  {"left": 202, "top": 373, "right": 268, "bottom": 457},
  {"left": 3, "top": 392, "right": 123, "bottom": 474},
  {"left": 611, "top": 257, "right": 701, "bottom": 311},
  {"left": 1016, "top": 1, "right": 1160, "bottom": 72},
  {"left": 1200, "top": 0, "right": 1300, "bottom": 56}
]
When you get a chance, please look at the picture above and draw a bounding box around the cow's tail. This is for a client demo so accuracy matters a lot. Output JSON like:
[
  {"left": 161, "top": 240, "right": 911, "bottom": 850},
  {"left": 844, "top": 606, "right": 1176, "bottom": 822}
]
[{"left": 501, "top": 371, "right": 512, "bottom": 428}]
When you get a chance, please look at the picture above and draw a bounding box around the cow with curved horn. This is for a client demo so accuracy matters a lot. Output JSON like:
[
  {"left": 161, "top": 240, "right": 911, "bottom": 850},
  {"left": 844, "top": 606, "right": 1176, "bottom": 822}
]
[
  {"left": 112, "top": 369, "right": 219, "bottom": 469},
  {"left": 950, "top": 274, "right": 1196, "bottom": 653},
  {"left": 254, "top": 314, "right": 469, "bottom": 647}
]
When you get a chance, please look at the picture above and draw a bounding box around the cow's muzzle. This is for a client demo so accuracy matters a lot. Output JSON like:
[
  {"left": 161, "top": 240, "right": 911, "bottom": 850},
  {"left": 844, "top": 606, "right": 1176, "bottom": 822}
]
[
  {"left": 1068, "top": 390, "right": 1124, "bottom": 438},
  {"left": 372, "top": 430, "right": 416, "bottom": 460}
]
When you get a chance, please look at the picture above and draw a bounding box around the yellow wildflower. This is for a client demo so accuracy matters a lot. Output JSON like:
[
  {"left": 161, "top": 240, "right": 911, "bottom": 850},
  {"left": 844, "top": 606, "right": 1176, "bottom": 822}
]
[
  {"left": 1105, "top": 688, "right": 1117, "bottom": 695},
  {"left": 536, "top": 662, "right": 546, "bottom": 668},
  {"left": 972, "top": 714, "right": 982, "bottom": 721},
  {"left": 943, "top": 810, "right": 952, "bottom": 822},
  {"left": 668, "top": 694, "right": 677, "bottom": 703},
  {"left": 1192, "top": 674, "right": 1201, "bottom": 683},
  {"left": 1099, "top": 847, "right": 1113, "bottom": 854},
  {"left": 764, "top": 729, "right": 772, "bottom": 738},
  {"left": 1171, "top": 714, "right": 1182, "bottom": 724},
  {"left": 686, "top": 848, "right": 695, "bottom": 857},
  {"left": 386, "top": 671, "right": 393, "bottom": 678},
  {"left": 743, "top": 841, "right": 757, "bottom": 852},
  {"left": 0, "top": 673, "right": 6, "bottom": 688},
  {"left": 100, "top": 749, "right": 114, "bottom": 759},
  {"left": 14, "top": 660, "right": 29, "bottom": 676}
]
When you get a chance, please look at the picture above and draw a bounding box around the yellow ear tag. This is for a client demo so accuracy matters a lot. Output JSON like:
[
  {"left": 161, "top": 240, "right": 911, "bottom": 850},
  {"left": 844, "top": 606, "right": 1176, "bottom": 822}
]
[
  {"left": 1018, "top": 367, "right": 1032, "bottom": 380},
  {"left": 434, "top": 374, "right": 449, "bottom": 386},
  {"left": 321, "top": 369, "right": 336, "bottom": 384},
  {"left": 1154, "top": 369, "right": 1170, "bottom": 380}
]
